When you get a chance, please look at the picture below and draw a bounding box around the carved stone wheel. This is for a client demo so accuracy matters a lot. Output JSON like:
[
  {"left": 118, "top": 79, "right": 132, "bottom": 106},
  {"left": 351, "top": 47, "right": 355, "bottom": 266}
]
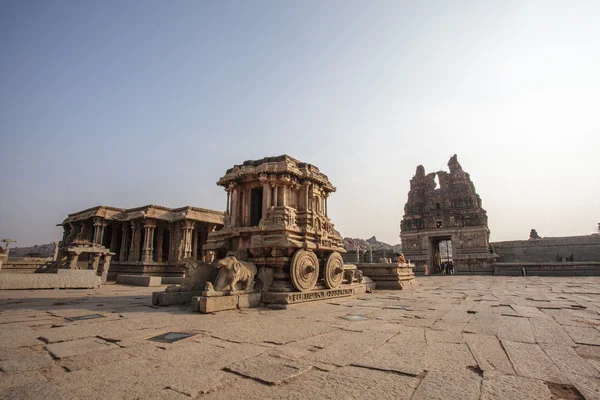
[
  {"left": 324, "top": 252, "right": 344, "bottom": 289},
  {"left": 290, "top": 249, "right": 319, "bottom": 292}
]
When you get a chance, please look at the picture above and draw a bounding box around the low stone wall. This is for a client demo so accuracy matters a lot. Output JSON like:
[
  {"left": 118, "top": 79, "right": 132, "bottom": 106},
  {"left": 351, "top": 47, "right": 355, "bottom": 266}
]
[
  {"left": 107, "top": 262, "right": 185, "bottom": 281},
  {"left": 493, "top": 262, "right": 600, "bottom": 276},
  {"left": 492, "top": 235, "right": 600, "bottom": 263},
  {"left": 116, "top": 275, "right": 184, "bottom": 287},
  {"left": 0, "top": 270, "right": 101, "bottom": 290},
  {"left": 412, "top": 264, "right": 494, "bottom": 276},
  {"left": 0, "top": 258, "right": 52, "bottom": 274}
]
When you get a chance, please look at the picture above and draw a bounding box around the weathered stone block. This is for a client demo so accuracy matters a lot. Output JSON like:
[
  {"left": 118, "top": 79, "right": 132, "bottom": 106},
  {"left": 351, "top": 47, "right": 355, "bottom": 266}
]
[
  {"left": 116, "top": 274, "right": 161, "bottom": 287},
  {"left": 238, "top": 292, "right": 261, "bottom": 309},
  {"left": 199, "top": 295, "right": 238, "bottom": 313}
]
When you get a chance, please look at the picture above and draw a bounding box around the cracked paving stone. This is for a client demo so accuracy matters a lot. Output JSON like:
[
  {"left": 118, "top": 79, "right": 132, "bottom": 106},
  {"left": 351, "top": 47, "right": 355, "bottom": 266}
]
[
  {"left": 44, "top": 337, "right": 119, "bottom": 359},
  {"left": 541, "top": 344, "right": 599, "bottom": 378},
  {"left": 352, "top": 340, "right": 426, "bottom": 376},
  {"left": 497, "top": 315, "right": 536, "bottom": 343},
  {"left": 465, "top": 334, "right": 515, "bottom": 376},
  {"left": 481, "top": 372, "right": 554, "bottom": 400},
  {"left": 412, "top": 369, "right": 481, "bottom": 400},
  {"left": 502, "top": 340, "right": 570, "bottom": 384},
  {"left": 564, "top": 325, "right": 600, "bottom": 346},
  {"left": 223, "top": 353, "right": 312, "bottom": 385}
]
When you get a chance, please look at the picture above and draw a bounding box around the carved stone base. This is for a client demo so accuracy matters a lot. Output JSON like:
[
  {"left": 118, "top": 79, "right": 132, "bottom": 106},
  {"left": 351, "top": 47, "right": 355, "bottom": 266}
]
[
  {"left": 261, "top": 283, "right": 373, "bottom": 305},
  {"left": 191, "top": 292, "right": 261, "bottom": 313},
  {"left": 358, "top": 263, "right": 419, "bottom": 290}
]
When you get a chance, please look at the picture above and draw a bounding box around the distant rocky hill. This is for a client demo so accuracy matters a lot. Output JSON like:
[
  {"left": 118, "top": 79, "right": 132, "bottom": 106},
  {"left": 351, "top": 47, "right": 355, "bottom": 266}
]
[
  {"left": 343, "top": 236, "right": 402, "bottom": 254},
  {"left": 7, "top": 243, "right": 56, "bottom": 258}
]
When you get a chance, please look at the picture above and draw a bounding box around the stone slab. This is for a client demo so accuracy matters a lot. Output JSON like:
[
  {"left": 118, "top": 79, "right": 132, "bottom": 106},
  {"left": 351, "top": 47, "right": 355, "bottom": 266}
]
[
  {"left": 0, "top": 272, "right": 100, "bottom": 290},
  {"left": 161, "top": 277, "right": 184, "bottom": 285},
  {"left": 502, "top": 340, "right": 570, "bottom": 384},
  {"left": 481, "top": 372, "right": 554, "bottom": 400},
  {"left": 224, "top": 353, "right": 312, "bottom": 384},
  {"left": 465, "top": 333, "right": 515, "bottom": 375},
  {"left": 44, "top": 337, "right": 119, "bottom": 359},
  {"left": 116, "top": 274, "right": 162, "bottom": 287},
  {"left": 412, "top": 369, "right": 481, "bottom": 400}
]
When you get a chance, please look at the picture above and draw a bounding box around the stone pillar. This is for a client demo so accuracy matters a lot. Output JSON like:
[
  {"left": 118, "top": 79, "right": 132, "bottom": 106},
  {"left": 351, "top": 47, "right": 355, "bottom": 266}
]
[
  {"left": 282, "top": 185, "right": 287, "bottom": 207},
  {"left": 262, "top": 182, "right": 269, "bottom": 219},
  {"left": 356, "top": 247, "right": 360, "bottom": 264},
  {"left": 120, "top": 223, "right": 129, "bottom": 262},
  {"left": 99, "top": 254, "right": 112, "bottom": 284},
  {"left": 128, "top": 221, "right": 140, "bottom": 262},
  {"left": 109, "top": 226, "right": 119, "bottom": 253},
  {"left": 274, "top": 186, "right": 279, "bottom": 207},
  {"left": 192, "top": 228, "right": 199, "bottom": 259},
  {"left": 142, "top": 220, "right": 156, "bottom": 263},
  {"left": 369, "top": 247, "right": 373, "bottom": 263},
  {"left": 156, "top": 226, "right": 164, "bottom": 262},
  {"left": 231, "top": 189, "right": 238, "bottom": 226},
  {"left": 93, "top": 218, "right": 106, "bottom": 245},
  {"left": 182, "top": 221, "right": 195, "bottom": 259},
  {"left": 91, "top": 253, "right": 101, "bottom": 271},
  {"left": 226, "top": 190, "right": 231, "bottom": 215},
  {"left": 68, "top": 252, "right": 80, "bottom": 269},
  {"left": 324, "top": 195, "right": 328, "bottom": 217}
]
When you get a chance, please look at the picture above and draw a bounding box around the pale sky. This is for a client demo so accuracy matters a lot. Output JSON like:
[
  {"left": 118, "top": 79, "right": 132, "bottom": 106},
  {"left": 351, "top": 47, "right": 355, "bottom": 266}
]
[{"left": 1, "top": 0, "right": 599, "bottom": 247}]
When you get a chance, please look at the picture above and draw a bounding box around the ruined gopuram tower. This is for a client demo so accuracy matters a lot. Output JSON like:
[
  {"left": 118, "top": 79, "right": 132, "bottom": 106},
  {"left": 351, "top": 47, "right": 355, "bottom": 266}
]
[{"left": 400, "top": 155, "right": 498, "bottom": 274}]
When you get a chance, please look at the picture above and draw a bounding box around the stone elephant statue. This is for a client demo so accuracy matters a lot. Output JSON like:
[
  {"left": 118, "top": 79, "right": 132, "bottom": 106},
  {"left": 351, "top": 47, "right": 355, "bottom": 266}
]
[
  {"left": 165, "top": 257, "right": 218, "bottom": 293},
  {"left": 206, "top": 256, "right": 257, "bottom": 293}
]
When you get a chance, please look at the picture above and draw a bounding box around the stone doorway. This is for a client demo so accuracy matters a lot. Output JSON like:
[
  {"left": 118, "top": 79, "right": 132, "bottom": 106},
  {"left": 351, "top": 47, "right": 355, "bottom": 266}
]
[{"left": 430, "top": 236, "right": 453, "bottom": 274}]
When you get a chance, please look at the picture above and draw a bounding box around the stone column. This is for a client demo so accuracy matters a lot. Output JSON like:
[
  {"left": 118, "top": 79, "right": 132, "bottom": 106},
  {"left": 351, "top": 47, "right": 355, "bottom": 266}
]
[
  {"left": 262, "top": 182, "right": 269, "bottom": 219},
  {"left": 271, "top": 184, "right": 276, "bottom": 208},
  {"left": 128, "top": 221, "right": 139, "bottom": 262},
  {"left": 109, "top": 226, "right": 119, "bottom": 253},
  {"left": 230, "top": 189, "right": 238, "bottom": 226},
  {"left": 68, "top": 252, "right": 80, "bottom": 269},
  {"left": 142, "top": 220, "right": 156, "bottom": 263},
  {"left": 226, "top": 190, "right": 231, "bottom": 215},
  {"left": 369, "top": 247, "right": 373, "bottom": 263},
  {"left": 324, "top": 195, "right": 328, "bottom": 217},
  {"left": 120, "top": 223, "right": 129, "bottom": 262},
  {"left": 356, "top": 247, "right": 360, "bottom": 263},
  {"left": 93, "top": 218, "right": 106, "bottom": 245},
  {"left": 156, "top": 226, "right": 164, "bottom": 262},
  {"left": 99, "top": 254, "right": 112, "bottom": 284},
  {"left": 282, "top": 185, "right": 288, "bottom": 207},
  {"left": 182, "top": 221, "right": 195, "bottom": 259},
  {"left": 192, "top": 228, "right": 199, "bottom": 259},
  {"left": 91, "top": 253, "right": 101, "bottom": 271}
]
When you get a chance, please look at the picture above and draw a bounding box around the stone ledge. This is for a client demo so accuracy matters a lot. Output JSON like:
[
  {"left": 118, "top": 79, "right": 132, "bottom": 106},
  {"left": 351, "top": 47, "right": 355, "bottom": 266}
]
[
  {"left": 117, "top": 275, "right": 162, "bottom": 287},
  {"left": 117, "top": 275, "right": 185, "bottom": 287},
  {"left": 0, "top": 271, "right": 100, "bottom": 290}
]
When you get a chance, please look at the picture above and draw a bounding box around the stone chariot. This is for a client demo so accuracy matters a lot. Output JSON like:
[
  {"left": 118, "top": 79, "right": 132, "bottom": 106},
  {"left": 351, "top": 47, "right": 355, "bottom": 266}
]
[{"left": 204, "top": 155, "right": 367, "bottom": 305}]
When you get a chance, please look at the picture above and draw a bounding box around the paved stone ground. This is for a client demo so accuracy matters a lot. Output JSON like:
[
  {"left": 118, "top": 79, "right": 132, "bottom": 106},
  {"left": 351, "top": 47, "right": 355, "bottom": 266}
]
[{"left": 1, "top": 276, "right": 600, "bottom": 399}]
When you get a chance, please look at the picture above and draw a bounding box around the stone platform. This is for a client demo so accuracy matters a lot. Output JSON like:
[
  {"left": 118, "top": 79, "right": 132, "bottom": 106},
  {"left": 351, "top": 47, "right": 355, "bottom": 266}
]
[
  {"left": 2, "top": 276, "right": 600, "bottom": 399},
  {"left": 358, "top": 263, "right": 418, "bottom": 290},
  {"left": 117, "top": 275, "right": 184, "bottom": 287},
  {"left": 0, "top": 269, "right": 101, "bottom": 290}
]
